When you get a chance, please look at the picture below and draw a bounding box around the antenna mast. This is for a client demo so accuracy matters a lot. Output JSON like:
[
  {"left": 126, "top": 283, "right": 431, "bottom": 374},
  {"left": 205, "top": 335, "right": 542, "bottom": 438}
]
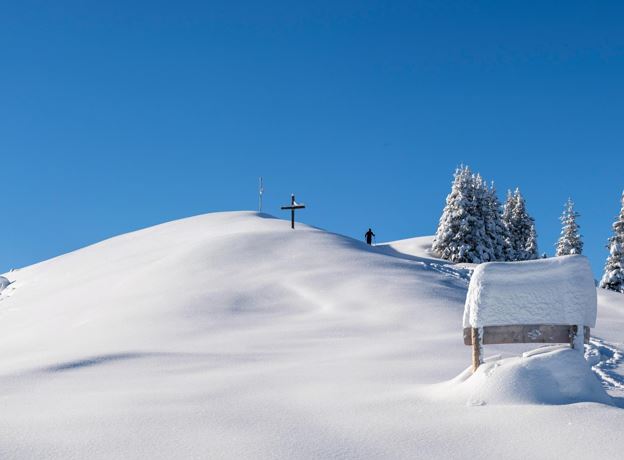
[{"left": 258, "top": 177, "right": 264, "bottom": 212}]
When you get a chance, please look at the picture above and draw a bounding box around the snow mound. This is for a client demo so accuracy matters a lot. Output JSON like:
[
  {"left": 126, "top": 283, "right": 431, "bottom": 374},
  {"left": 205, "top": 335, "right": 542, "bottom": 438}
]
[
  {"left": 464, "top": 255, "right": 597, "bottom": 328},
  {"left": 437, "top": 347, "right": 612, "bottom": 406},
  {"left": 0, "top": 276, "right": 10, "bottom": 292},
  {"left": 377, "top": 236, "right": 437, "bottom": 259}
]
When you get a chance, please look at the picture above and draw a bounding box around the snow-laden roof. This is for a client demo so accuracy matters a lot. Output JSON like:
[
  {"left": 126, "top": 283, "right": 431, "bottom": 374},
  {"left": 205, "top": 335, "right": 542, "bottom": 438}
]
[{"left": 463, "top": 255, "right": 597, "bottom": 328}]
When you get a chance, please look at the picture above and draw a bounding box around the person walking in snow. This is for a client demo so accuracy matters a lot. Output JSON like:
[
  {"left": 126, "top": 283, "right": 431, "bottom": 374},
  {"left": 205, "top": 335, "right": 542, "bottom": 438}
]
[{"left": 365, "top": 228, "right": 375, "bottom": 245}]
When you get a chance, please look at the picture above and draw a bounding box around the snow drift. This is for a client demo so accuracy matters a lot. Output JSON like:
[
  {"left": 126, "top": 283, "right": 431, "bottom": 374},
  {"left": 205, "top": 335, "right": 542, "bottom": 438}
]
[
  {"left": 463, "top": 255, "right": 597, "bottom": 328},
  {"left": 434, "top": 347, "right": 612, "bottom": 406},
  {"left": 376, "top": 235, "right": 437, "bottom": 259}
]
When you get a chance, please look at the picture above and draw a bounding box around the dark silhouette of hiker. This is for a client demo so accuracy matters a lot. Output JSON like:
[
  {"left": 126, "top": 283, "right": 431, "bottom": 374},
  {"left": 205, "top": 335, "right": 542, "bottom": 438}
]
[{"left": 365, "top": 228, "right": 375, "bottom": 245}]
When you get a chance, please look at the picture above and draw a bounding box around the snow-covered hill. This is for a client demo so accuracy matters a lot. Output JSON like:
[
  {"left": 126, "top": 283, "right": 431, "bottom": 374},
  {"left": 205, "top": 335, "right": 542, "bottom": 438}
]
[{"left": 1, "top": 211, "right": 624, "bottom": 459}]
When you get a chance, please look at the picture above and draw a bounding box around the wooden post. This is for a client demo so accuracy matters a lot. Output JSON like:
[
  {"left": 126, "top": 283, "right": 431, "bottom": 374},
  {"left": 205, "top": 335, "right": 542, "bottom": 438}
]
[
  {"left": 570, "top": 324, "right": 585, "bottom": 352},
  {"left": 471, "top": 327, "right": 482, "bottom": 372}
]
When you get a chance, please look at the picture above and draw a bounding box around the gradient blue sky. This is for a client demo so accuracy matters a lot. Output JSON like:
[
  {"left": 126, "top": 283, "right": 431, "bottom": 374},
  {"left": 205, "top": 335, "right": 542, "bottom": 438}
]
[{"left": 2, "top": 1, "right": 623, "bottom": 277}]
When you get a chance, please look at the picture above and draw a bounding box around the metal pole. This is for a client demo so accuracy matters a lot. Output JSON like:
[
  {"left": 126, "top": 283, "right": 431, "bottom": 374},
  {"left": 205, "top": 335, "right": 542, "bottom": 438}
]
[
  {"left": 291, "top": 194, "right": 295, "bottom": 229},
  {"left": 258, "top": 177, "right": 263, "bottom": 212}
]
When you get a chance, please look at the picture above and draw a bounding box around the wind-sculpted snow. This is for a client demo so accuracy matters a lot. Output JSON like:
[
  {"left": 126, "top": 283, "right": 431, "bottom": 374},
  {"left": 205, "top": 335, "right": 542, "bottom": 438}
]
[
  {"left": 376, "top": 236, "right": 472, "bottom": 285},
  {"left": 426, "top": 347, "right": 612, "bottom": 406},
  {"left": 0, "top": 211, "right": 623, "bottom": 459}
]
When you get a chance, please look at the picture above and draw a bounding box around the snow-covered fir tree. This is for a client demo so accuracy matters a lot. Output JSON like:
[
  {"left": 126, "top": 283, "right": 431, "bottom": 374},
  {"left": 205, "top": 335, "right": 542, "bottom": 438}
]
[
  {"left": 514, "top": 190, "right": 539, "bottom": 260},
  {"left": 555, "top": 198, "right": 583, "bottom": 256},
  {"left": 473, "top": 174, "right": 495, "bottom": 262},
  {"left": 484, "top": 181, "right": 511, "bottom": 261},
  {"left": 599, "top": 192, "right": 624, "bottom": 293},
  {"left": 525, "top": 224, "right": 539, "bottom": 260},
  {"left": 431, "top": 166, "right": 484, "bottom": 263},
  {"left": 432, "top": 167, "right": 539, "bottom": 264},
  {"left": 501, "top": 190, "right": 516, "bottom": 260},
  {"left": 502, "top": 188, "right": 538, "bottom": 261},
  {"left": 432, "top": 166, "right": 514, "bottom": 264}
]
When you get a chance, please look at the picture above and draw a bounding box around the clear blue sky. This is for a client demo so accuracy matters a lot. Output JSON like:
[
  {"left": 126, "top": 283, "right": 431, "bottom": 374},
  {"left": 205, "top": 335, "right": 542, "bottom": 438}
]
[{"left": 2, "top": 1, "right": 623, "bottom": 278}]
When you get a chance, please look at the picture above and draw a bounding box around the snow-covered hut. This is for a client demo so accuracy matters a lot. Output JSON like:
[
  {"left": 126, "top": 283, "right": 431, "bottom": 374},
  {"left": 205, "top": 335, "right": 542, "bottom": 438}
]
[{"left": 463, "top": 255, "right": 597, "bottom": 370}]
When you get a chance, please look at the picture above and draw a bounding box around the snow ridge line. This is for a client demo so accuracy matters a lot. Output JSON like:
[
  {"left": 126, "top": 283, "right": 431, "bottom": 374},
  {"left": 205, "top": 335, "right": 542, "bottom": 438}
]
[{"left": 586, "top": 338, "right": 624, "bottom": 393}]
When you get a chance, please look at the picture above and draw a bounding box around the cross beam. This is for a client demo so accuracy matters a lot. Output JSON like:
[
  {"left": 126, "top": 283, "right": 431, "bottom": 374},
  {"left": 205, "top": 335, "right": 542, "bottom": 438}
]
[{"left": 281, "top": 194, "right": 305, "bottom": 229}]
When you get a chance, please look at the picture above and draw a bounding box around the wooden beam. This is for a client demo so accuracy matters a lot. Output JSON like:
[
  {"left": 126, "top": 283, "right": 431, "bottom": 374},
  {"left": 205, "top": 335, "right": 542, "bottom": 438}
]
[
  {"left": 463, "top": 325, "right": 590, "bottom": 346},
  {"left": 280, "top": 194, "right": 305, "bottom": 229},
  {"left": 471, "top": 328, "right": 482, "bottom": 372}
]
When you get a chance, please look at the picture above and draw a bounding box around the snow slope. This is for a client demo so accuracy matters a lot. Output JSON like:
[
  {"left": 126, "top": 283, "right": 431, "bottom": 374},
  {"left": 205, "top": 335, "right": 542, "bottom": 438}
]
[
  {"left": 377, "top": 235, "right": 438, "bottom": 259},
  {"left": 1, "top": 211, "right": 624, "bottom": 459}
]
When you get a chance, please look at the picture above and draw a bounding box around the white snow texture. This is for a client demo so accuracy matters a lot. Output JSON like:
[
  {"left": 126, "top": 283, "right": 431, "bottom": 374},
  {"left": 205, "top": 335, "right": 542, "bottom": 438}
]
[
  {"left": 1, "top": 211, "right": 623, "bottom": 460},
  {"left": 433, "top": 347, "right": 612, "bottom": 406},
  {"left": 464, "top": 255, "right": 597, "bottom": 328}
]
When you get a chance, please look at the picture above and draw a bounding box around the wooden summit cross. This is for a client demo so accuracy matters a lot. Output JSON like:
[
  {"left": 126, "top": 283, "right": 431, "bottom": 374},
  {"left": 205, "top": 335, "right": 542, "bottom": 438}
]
[{"left": 281, "top": 194, "right": 305, "bottom": 229}]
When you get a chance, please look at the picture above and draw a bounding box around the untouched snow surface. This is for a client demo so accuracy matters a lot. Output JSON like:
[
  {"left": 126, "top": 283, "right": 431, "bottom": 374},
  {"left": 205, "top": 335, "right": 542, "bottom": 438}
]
[
  {"left": 464, "top": 255, "right": 597, "bottom": 328},
  {"left": 1, "top": 211, "right": 624, "bottom": 459},
  {"left": 376, "top": 235, "right": 437, "bottom": 259}
]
